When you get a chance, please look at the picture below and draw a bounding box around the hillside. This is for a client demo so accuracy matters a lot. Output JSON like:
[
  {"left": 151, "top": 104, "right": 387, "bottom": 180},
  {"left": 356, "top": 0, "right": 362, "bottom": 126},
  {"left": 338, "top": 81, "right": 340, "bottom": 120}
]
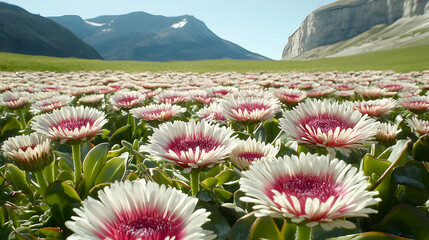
[
  {"left": 0, "top": 44, "right": 428, "bottom": 73},
  {"left": 0, "top": 2, "right": 102, "bottom": 59},
  {"left": 50, "top": 12, "right": 269, "bottom": 61}
]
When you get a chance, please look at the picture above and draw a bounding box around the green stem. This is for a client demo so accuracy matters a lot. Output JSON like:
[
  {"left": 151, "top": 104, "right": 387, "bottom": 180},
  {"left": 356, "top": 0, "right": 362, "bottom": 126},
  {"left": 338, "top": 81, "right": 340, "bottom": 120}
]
[
  {"left": 34, "top": 170, "right": 48, "bottom": 196},
  {"left": 72, "top": 144, "right": 82, "bottom": 185},
  {"left": 16, "top": 109, "right": 26, "bottom": 128},
  {"left": 44, "top": 158, "right": 55, "bottom": 184},
  {"left": 296, "top": 225, "right": 312, "bottom": 240},
  {"left": 190, "top": 170, "right": 200, "bottom": 197},
  {"left": 247, "top": 123, "right": 255, "bottom": 137}
]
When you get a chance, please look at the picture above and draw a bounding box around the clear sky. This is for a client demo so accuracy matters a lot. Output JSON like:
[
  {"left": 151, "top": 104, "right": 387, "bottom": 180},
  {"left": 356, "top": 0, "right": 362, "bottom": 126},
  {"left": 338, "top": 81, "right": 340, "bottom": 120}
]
[{"left": 3, "top": 0, "right": 336, "bottom": 60}]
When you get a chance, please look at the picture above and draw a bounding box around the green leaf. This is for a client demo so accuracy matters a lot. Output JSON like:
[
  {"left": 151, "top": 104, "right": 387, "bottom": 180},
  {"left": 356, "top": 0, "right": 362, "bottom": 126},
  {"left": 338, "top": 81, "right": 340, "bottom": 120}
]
[
  {"left": 34, "top": 227, "right": 63, "bottom": 239},
  {"left": 56, "top": 171, "right": 74, "bottom": 182},
  {"left": 93, "top": 154, "right": 127, "bottom": 185},
  {"left": 393, "top": 160, "right": 429, "bottom": 191},
  {"left": 1, "top": 116, "right": 21, "bottom": 136},
  {"left": 82, "top": 143, "right": 109, "bottom": 192},
  {"left": 361, "top": 154, "right": 394, "bottom": 216},
  {"left": 375, "top": 204, "right": 429, "bottom": 240},
  {"left": 45, "top": 181, "right": 81, "bottom": 223},
  {"left": 213, "top": 188, "right": 233, "bottom": 202},
  {"left": 280, "top": 221, "right": 297, "bottom": 240},
  {"left": 201, "top": 177, "right": 218, "bottom": 189},
  {"left": 215, "top": 169, "right": 236, "bottom": 185},
  {"left": 151, "top": 168, "right": 174, "bottom": 187},
  {"left": 249, "top": 216, "right": 282, "bottom": 240},
  {"left": 263, "top": 119, "right": 281, "bottom": 143},
  {"left": 88, "top": 183, "right": 111, "bottom": 199},
  {"left": 327, "top": 231, "right": 409, "bottom": 240},
  {"left": 109, "top": 125, "right": 132, "bottom": 146},
  {"left": 229, "top": 213, "right": 256, "bottom": 240},
  {"left": 413, "top": 134, "right": 429, "bottom": 161},
  {"left": 196, "top": 201, "right": 230, "bottom": 240},
  {"left": 5, "top": 164, "right": 31, "bottom": 193}
]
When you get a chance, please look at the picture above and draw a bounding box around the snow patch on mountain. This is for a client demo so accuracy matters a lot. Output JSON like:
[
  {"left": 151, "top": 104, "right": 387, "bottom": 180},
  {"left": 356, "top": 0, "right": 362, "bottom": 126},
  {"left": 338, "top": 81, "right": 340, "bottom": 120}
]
[
  {"left": 171, "top": 18, "right": 187, "bottom": 28},
  {"left": 84, "top": 20, "right": 105, "bottom": 27}
]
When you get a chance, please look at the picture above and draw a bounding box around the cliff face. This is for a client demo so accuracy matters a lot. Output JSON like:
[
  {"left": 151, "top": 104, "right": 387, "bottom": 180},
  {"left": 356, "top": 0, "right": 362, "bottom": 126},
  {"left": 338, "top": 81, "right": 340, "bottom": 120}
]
[{"left": 282, "top": 0, "right": 429, "bottom": 60}]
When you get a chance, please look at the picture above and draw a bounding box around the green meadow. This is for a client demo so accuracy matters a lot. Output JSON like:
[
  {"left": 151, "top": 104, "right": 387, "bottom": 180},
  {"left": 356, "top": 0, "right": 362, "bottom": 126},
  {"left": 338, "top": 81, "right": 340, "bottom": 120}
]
[{"left": 1, "top": 44, "right": 428, "bottom": 73}]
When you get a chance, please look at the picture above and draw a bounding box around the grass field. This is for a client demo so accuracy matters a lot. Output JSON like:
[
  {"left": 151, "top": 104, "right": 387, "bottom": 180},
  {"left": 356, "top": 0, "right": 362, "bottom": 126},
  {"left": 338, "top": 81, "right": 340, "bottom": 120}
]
[{"left": 0, "top": 44, "right": 428, "bottom": 73}]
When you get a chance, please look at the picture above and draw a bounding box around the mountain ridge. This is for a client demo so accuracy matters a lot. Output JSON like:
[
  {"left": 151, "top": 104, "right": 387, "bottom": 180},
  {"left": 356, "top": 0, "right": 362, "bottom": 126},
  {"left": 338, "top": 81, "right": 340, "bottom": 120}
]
[
  {"left": 0, "top": 2, "right": 102, "bottom": 59},
  {"left": 50, "top": 12, "right": 270, "bottom": 61}
]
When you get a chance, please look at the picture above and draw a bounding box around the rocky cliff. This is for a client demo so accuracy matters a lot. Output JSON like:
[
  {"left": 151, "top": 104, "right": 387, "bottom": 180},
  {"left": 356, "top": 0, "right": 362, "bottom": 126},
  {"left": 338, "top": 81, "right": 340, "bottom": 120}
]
[{"left": 282, "top": 0, "right": 429, "bottom": 60}]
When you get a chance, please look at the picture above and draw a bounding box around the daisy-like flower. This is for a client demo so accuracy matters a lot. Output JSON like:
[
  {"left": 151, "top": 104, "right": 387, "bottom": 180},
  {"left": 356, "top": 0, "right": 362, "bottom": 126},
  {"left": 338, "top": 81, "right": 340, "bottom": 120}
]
[
  {"left": 240, "top": 153, "right": 380, "bottom": 230},
  {"left": 130, "top": 103, "right": 186, "bottom": 121},
  {"left": 221, "top": 97, "right": 280, "bottom": 122},
  {"left": 0, "top": 91, "right": 31, "bottom": 109},
  {"left": 30, "top": 95, "right": 74, "bottom": 114},
  {"left": 110, "top": 90, "right": 145, "bottom": 110},
  {"left": 33, "top": 92, "right": 61, "bottom": 101},
  {"left": 307, "top": 86, "right": 334, "bottom": 98},
  {"left": 376, "top": 122, "right": 401, "bottom": 143},
  {"left": 353, "top": 98, "right": 396, "bottom": 117},
  {"left": 355, "top": 86, "right": 386, "bottom": 99},
  {"left": 233, "top": 89, "right": 274, "bottom": 99},
  {"left": 66, "top": 179, "right": 215, "bottom": 240},
  {"left": 229, "top": 138, "right": 279, "bottom": 170},
  {"left": 280, "top": 99, "right": 378, "bottom": 155},
  {"left": 207, "top": 86, "right": 237, "bottom": 98},
  {"left": 78, "top": 94, "right": 104, "bottom": 105},
  {"left": 31, "top": 106, "right": 107, "bottom": 144},
  {"left": 154, "top": 90, "right": 190, "bottom": 104},
  {"left": 2, "top": 132, "right": 52, "bottom": 172},
  {"left": 144, "top": 120, "right": 239, "bottom": 169},
  {"left": 398, "top": 96, "right": 429, "bottom": 113},
  {"left": 191, "top": 90, "right": 216, "bottom": 104},
  {"left": 272, "top": 88, "right": 307, "bottom": 104},
  {"left": 196, "top": 102, "right": 226, "bottom": 121},
  {"left": 376, "top": 81, "right": 404, "bottom": 91},
  {"left": 334, "top": 90, "right": 355, "bottom": 98},
  {"left": 406, "top": 116, "right": 429, "bottom": 137}
]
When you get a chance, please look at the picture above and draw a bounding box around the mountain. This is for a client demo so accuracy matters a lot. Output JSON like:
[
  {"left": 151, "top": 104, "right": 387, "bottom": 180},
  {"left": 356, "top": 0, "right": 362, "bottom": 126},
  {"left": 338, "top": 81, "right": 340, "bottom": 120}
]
[
  {"left": 50, "top": 12, "right": 269, "bottom": 61},
  {"left": 282, "top": 0, "right": 429, "bottom": 60},
  {"left": 0, "top": 2, "right": 102, "bottom": 59}
]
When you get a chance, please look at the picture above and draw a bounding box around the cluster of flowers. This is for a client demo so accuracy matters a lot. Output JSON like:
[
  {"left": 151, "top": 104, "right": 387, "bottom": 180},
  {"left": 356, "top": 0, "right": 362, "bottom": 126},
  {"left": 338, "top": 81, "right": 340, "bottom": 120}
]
[{"left": 0, "top": 69, "right": 428, "bottom": 239}]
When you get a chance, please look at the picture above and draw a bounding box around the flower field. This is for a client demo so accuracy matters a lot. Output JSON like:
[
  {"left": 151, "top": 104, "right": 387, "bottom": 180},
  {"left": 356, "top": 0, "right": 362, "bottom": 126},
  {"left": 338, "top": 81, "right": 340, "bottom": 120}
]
[{"left": 0, "top": 69, "right": 428, "bottom": 240}]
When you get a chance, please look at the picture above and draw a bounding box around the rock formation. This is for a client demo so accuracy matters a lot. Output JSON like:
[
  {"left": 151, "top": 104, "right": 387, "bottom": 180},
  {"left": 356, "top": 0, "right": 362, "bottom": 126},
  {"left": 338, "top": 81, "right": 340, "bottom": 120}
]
[{"left": 282, "top": 0, "right": 429, "bottom": 60}]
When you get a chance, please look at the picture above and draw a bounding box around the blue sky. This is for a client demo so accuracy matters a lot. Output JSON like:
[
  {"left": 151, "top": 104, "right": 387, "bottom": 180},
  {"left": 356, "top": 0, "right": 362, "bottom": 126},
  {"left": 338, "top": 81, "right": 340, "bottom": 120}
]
[{"left": 4, "top": 0, "right": 335, "bottom": 60}]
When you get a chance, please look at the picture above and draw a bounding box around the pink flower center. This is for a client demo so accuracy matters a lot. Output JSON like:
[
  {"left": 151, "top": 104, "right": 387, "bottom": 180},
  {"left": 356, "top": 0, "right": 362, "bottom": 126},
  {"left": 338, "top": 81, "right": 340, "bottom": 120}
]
[
  {"left": 213, "top": 90, "right": 231, "bottom": 97},
  {"left": 103, "top": 215, "right": 184, "bottom": 240},
  {"left": 238, "top": 152, "right": 264, "bottom": 162},
  {"left": 54, "top": 118, "right": 94, "bottom": 131},
  {"left": 234, "top": 103, "right": 267, "bottom": 112},
  {"left": 304, "top": 115, "right": 353, "bottom": 134},
  {"left": 19, "top": 144, "right": 37, "bottom": 152},
  {"left": 268, "top": 174, "right": 337, "bottom": 203},
  {"left": 168, "top": 134, "right": 219, "bottom": 154},
  {"left": 204, "top": 112, "right": 225, "bottom": 121},
  {"left": 282, "top": 93, "right": 300, "bottom": 99},
  {"left": 117, "top": 96, "right": 140, "bottom": 105}
]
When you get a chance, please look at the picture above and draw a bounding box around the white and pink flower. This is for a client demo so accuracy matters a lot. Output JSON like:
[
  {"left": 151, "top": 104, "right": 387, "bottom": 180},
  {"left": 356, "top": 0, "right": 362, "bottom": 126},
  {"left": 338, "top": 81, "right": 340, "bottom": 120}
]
[
  {"left": 144, "top": 120, "right": 239, "bottom": 169},
  {"left": 280, "top": 99, "right": 378, "bottom": 155},
  {"left": 229, "top": 138, "right": 279, "bottom": 170},
  {"left": 353, "top": 98, "right": 396, "bottom": 117},
  {"left": 221, "top": 97, "right": 280, "bottom": 122},
  {"left": 130, "top": 103, "right": 186, "bottom": 121},
  {"left": 31, "top": 106, "right": 107, "bottom": 144},
  {"left": 2, "top": 132, "right": 52, "bottom": 172},
  {"left": 66, "top": 179, "right": 215, "bottom": 240},
  {"left": 240, "top": 153, "right": 380, "bottom": 230}
]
